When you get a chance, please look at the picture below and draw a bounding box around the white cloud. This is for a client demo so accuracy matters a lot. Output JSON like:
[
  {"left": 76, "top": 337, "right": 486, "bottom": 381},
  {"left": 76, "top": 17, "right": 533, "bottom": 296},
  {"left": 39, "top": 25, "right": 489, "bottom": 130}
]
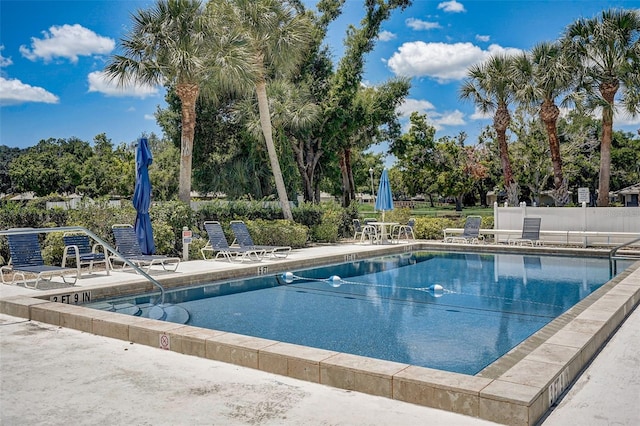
[
  {"left": 615, "top": 108, "right": 640, "bottom": 126},
  {"left": 406, "top": 18, "right": 441, "bottom": 30},
  {"left": 387, "top": 41, "right": 523, "bottom": 82},
  {"left": 433, "top": 110, "right": 466, "bottom": 126},
  {"left": 0, "top": 46, "right": 12, "bottom": 68},
  {"left": 378, "top": 31, "right": 397, "bottom": 42},
  {"left": 470, "top": 106, "right": 492, "bottom": 120},
  {"left": 397, "top": 98, "right": 436, "bottom": 117},
  {"left": 88, "top": 71, "right": 159, "bottom": 98},
  {"left": 0, "top": 76, "right": 59, "bottom": 106},
  {"left": 144, "top": 114, "right": 156, "bottom": 121},
  {"left": 19, "top": 24, "right": 114, "bottom": 63},
  {"left": 437, "top": 1, "right": 466, "bottom": 13},
  {"left": 475, "top": 34, "right": 490, "bottom": 42}
]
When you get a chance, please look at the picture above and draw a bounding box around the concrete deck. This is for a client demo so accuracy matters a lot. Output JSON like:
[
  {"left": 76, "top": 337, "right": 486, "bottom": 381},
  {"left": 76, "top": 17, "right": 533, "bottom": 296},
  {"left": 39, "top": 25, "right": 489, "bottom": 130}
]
[{"left": 1, "top": 242, "right": 639, "bottom": 425}]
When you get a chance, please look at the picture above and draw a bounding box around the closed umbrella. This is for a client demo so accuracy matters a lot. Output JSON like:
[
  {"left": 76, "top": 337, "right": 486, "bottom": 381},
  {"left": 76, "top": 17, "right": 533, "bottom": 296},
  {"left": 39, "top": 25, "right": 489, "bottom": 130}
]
[
  {"left": 375, "top": 168, "right": 394, "bottom": 221},
  {"left": 133, "top": 137, "right": 155, "bottom": 255}
]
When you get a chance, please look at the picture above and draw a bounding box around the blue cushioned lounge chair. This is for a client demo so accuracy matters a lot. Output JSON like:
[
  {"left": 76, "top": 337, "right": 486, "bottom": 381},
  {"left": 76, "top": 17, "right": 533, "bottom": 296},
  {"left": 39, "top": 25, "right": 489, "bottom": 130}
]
[
  {"left": 444, "top": 216, "right": 483, "bottom": 244},
  {"left": 110, "top": 224, "right": 180, "bottom": 272},
  {"left": 201, "top": 221, "right": 265, "bottom": 262},
  {"left": 230, "top": 220, "right": 291, "bottom": 259},
  {"left": 508, "top": 217, "right": 542, "bottom": 246},
  {"left": 1, "top": 230, "right": 78, "bottom": 289}
]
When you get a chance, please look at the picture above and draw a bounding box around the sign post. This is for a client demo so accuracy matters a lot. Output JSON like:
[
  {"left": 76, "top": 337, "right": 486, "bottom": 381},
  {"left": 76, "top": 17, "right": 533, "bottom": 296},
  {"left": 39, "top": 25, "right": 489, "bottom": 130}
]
[
  {"left": 182, "top": 227, "right": 192, "bottom": 261},
  {"left": 578, "top": 188, "right": 590, "bottom": 205}
]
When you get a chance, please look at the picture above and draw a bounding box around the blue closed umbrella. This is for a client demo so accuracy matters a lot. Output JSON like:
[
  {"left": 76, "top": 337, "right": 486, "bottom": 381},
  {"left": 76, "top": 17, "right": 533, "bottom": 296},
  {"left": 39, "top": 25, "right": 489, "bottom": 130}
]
[
  {"left": 133, "top": 137, "right": 155, "bottom": 255},
  {"left": 375, "top": 168, "right": 394, "bottom": 221}
]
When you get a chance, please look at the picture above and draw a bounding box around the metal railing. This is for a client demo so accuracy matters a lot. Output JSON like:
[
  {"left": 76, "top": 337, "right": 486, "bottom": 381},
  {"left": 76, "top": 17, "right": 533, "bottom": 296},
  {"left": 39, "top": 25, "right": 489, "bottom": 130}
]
[
  {"left": 0, "top": 226, "right": 165, "bottom": 302},
  {"left": 609, "top": 236, "right": 640, "bottom": 276}
]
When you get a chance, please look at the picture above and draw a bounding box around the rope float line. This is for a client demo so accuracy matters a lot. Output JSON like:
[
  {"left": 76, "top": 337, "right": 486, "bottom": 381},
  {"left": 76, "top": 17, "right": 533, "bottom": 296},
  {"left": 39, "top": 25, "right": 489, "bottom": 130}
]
[
  {"left": 279, "top": 271, "right": 445, "bottom": 296},
  {"left": 278, "top": 272, "right": 566, "bottom": 311}
]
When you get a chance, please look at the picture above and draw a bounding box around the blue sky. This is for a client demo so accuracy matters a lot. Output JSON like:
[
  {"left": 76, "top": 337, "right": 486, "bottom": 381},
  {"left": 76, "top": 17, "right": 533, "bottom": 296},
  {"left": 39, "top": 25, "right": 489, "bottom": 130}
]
[{"left": 1, "top": 0, "right": 639, "bottom": 152}]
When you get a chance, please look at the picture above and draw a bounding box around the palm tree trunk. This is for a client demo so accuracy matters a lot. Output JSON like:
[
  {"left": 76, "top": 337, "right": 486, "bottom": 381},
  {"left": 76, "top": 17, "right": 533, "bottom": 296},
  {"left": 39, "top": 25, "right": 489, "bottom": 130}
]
[
  {"left": 494, "top": 103, "right": 517, "bottom": 205},
  {"left": 540, "top": 100, "right": 568, "bottom": 206},
  {"left": 176, "top": 84, "right": 199, "bottom": 204},
  {"left": 597, "top": 81, "right": 618, "bottom": 207},
  {"left": 256, "top": 80, "right": 293, "bottom": 220}
]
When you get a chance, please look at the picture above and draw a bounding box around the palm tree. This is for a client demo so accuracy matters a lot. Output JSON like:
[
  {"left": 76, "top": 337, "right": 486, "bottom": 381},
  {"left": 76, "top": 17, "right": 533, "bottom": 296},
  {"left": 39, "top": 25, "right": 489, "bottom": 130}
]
[
  {"left": 512, "top": 42, "right": 575, "bottom": 206},
  {"left": 208, "top": 0, "right": 313, "bottom": 221},
  {"left": 460, "top": 54, "right": 519, "bottom": 205},
  {"left": 563, "top": 9, "right": 640, "bottom": 206},
  {"left": 104, "top": 0, "right": 211, "bottom": 204}
]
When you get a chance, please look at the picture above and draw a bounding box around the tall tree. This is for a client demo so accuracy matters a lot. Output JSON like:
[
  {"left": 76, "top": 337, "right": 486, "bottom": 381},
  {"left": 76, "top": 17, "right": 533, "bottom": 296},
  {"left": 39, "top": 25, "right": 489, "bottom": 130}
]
[
  {"left": 512, "top": 42, "right": 575, "bottom": 206},
  {"left": 389, "top": 112, "right": 438, "bottom": 199},
  {"left": 325, "top": 0, "right": 411, "bottom": 207},
  {"left": 563, "top": 8, "right": 640, "bottom": 206},
  {"left": 460, "top": 54, "right": 519, "bottom": 205},
  {"left": 105, "top": 0, "right": 237, "bottom": 203},
  {"left": 208, "top": 0, "right": 313, "bottom": 221}
]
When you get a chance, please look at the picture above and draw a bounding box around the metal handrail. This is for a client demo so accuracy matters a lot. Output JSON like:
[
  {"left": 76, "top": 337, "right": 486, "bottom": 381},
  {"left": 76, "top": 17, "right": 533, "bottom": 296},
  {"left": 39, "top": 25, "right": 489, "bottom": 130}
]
[
  {"left": 0, "top": 226, "right": 165, "bottom": 303},
  {"left": 609, "top": 236, "right": 640, "bottom": 276}
]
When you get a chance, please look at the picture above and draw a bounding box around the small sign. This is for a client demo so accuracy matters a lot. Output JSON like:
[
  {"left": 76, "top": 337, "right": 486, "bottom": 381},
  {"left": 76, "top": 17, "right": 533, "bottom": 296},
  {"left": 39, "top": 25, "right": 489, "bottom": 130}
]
[
  {"left": 182, "top": 230, "right": 192, "bottom": 238},
  {"left": 50, "top": 291, "right": 91, "bottom": 304},
  {"left": 578, "top": 187, "right": 590, "bottom": 204},
  {"left": 159, "top": 334, "right": 170, "bottom": 350}
]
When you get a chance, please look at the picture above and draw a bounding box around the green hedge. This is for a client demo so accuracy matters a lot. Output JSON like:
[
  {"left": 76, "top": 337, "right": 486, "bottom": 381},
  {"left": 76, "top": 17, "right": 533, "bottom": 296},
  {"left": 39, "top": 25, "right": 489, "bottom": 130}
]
[{"left": 0, "top": 199, "right": 491, "bottom": 263}]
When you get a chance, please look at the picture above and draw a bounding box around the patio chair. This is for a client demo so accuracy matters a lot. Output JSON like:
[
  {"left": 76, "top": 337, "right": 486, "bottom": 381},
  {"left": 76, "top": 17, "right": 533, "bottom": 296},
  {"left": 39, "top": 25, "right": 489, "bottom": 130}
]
[
  {"left": 509, "top": 217, "right": 542, "bottom": 246},
  {"left": 201, "top": 221, "right": 265, "bottom": 262},
  {"left": 62, "top": 233, "right": 110, "bottom": 277},
  {"left": 392, "top": 218, "right": 416, "bottom": 242},
  {"left": 444, "top": 216, "right": 483, "bottom": 244},
  {"left": 230, "top": 220, "right": 291, "bottom": 259},
  {"left": 110, "top": 224, "right": 180, "bottom": 272},
  {"left": 1, "top": 230, "right": 77, "bottom": 289},
  {"left": 353, "top": 219, "right": 377, "bottom": 243}
]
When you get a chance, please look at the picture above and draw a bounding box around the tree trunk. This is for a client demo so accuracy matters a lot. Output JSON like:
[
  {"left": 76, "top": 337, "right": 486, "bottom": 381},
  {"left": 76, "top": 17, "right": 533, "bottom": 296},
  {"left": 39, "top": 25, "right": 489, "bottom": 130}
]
[
  {"left": 176, "top": 83, "right": 199, "bottom": 204},
  {"left": 540, "top": 100, "right": 568, "bottom": 206},
  {"left": 494, "top": 103, "right": 517, "bottom": 205},
  {"left": 597, "top": 81, "right": 618, "bottom": 207},
  {"left": 256, "top": 80, "right": 293, "bottom": 220},
  {"left": 292, "top": 136, "right": 323, "bottom": 203},
  {"left": 339, "top": 149, "right": 352, "bottom": 207}
]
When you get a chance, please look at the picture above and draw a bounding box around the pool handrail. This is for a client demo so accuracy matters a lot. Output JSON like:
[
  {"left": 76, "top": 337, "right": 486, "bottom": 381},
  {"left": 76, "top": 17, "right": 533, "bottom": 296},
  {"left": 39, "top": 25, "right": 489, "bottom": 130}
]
[
  {"left": 609, "top": 236, "right": 640, "bottom": 276},
  {"left": 0, "top": 226, "right": 166, "bottom": 303}
]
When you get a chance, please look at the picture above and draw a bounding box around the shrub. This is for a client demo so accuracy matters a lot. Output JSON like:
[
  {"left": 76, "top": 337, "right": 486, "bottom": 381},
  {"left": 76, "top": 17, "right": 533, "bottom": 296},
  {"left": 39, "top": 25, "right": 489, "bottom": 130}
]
[
  {"left": 311, "top": 204, "right": 343, "bottom": 243},
  {"left": 245, "top": 219, "right": 308, "bottom": 248},
  {"left": 413, "top": 217, "right": 458, "bottom": 240}
]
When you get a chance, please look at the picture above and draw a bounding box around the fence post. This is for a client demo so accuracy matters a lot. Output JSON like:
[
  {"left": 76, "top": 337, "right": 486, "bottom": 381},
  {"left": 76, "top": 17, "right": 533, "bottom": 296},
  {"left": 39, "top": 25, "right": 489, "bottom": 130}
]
[
  {"left": 494, "top": 201, "right": 499, "bottom": 231},
  {"left": 582, "top": 202, "right": 587, "bottom": 246}
]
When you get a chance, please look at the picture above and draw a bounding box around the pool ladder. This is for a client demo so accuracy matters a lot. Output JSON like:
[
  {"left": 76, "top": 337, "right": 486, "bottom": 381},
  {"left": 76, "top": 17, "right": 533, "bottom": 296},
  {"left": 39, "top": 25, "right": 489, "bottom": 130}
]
[{"left": 609, "top": 236, "right": 640, "bottom": 276}]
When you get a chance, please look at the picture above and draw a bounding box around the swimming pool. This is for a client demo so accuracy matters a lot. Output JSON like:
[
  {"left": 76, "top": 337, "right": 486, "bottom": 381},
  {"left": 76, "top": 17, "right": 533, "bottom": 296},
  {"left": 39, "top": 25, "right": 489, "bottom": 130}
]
[{"left": 85, "top": 250, "right": 631, "bottom": 375}]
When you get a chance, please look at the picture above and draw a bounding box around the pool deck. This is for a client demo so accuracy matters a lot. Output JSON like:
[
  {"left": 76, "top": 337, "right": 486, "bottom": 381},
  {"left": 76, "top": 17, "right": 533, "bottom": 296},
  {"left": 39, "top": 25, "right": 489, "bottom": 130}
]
[{"left": 1, "top": 242, "right": 639, "bottom": 425}]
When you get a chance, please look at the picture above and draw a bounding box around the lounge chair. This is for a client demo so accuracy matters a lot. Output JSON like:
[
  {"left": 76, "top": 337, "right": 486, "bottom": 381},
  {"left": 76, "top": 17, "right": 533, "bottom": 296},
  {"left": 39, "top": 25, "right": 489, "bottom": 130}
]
[
  {"left": 110, "top": 224, "right": 180, "bottom": 272},
  {"left": 353, "top": 219, "right": 377, "bottom": 243},
  {"left": 1, "top": 230, "right": 78, "bottom": 289},
  {"left": 444, "top": 216, "right": 483, "bottom": 244},
  {"left": 509, "top": 217, "right": 542, "bottom": 246},
  {"left": 229, "top": 220, "right": 291, "bottom": 259},
  {"left": 62, "top": 233, "right": 110, "bottom": 277},
  {"left": 201, "top": 221, "right": 265, "bottom": 262}
]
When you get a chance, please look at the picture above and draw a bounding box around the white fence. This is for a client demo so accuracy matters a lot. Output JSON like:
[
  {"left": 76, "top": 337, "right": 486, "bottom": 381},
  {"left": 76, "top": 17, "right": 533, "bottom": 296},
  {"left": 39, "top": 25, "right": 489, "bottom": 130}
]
[{"left": 493, "top": 202, "right": 640, "bottom": 246}]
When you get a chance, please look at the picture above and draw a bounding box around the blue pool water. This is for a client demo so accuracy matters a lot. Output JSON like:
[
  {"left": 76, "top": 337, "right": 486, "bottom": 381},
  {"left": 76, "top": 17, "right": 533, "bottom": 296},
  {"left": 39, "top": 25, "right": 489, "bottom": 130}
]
[{"left": 87, "top": 251, "right": 631, "bottom": 375}]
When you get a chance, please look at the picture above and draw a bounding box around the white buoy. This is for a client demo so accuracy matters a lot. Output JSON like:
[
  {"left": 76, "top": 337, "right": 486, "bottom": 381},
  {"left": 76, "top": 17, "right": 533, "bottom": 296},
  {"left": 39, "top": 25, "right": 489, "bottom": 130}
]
[
  {"left": 282, "top": 272, "right": 295, "bottom": 284},
  {"left": 428, "top": 284, "right": 444, "bottom": 297},
  {"left": 328, "top": 275, "right": 342, "bottom": 288}
]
